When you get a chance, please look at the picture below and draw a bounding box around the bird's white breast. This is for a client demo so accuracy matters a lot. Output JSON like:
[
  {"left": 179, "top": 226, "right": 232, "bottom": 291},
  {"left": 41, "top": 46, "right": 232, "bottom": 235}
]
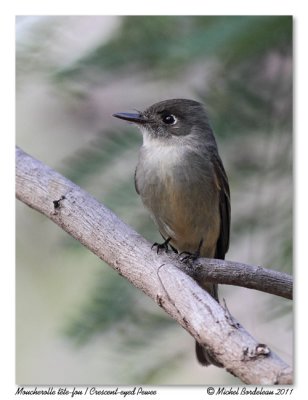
[{"left": 141, "top": 132, "right": 188, "bottom": 175}]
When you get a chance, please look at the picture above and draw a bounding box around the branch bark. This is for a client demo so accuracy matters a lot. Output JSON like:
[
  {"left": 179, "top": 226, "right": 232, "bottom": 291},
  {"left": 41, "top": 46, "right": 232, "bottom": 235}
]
[
  {"left": 15, "top": 146, "right": 293, "bottom": 385},
  {"left": 177, "top": 258, "right": 292, "bottom": 300}
]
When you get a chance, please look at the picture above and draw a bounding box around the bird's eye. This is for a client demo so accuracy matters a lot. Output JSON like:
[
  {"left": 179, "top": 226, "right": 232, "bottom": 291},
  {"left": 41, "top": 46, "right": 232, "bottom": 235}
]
[{"left": 162, "top": 114, "right": 177, "bottom": 125}]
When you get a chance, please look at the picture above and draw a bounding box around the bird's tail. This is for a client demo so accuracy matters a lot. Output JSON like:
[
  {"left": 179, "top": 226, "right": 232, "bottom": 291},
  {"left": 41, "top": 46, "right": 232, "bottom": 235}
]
[{"left": 195, "top": 282, "right": 223, "bottom": 367}]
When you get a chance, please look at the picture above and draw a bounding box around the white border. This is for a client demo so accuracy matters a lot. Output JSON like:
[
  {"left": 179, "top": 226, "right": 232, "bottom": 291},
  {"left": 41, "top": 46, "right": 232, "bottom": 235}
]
[{"left": 3, "top": 1, "right": 305, "bottom": 399}]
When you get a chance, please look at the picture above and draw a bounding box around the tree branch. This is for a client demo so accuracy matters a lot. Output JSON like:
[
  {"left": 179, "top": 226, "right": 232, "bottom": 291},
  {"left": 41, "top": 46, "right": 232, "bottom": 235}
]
[
  {"left": 15, "top": 146, "right": 293, "bottom": 385},
  {"left": 177, "top": 258, "right": 292, "bottom": 300}
]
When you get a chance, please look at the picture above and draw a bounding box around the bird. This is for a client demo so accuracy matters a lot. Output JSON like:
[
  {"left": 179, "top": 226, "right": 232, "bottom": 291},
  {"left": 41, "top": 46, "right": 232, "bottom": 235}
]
[{"left": 113, "top": 98, "right": 230, "bottom": 367}]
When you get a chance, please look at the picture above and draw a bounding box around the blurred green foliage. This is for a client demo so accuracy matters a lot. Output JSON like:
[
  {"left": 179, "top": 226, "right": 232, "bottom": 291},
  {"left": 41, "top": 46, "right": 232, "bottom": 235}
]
[
  {"left": 57, "top": 16, "right": 291, "bottom": 79},
  {"left": 65, "top": 129, "right": 140, "bottom": 185},
  {"left": 64, "top": 268, "right": 174, "bottom": 346}
]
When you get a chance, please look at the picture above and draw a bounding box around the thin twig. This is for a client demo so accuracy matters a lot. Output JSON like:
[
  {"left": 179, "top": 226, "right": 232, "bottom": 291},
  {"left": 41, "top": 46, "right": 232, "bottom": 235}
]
[{"left": 176, "top": 258, "right": 292, "bottom": 300}]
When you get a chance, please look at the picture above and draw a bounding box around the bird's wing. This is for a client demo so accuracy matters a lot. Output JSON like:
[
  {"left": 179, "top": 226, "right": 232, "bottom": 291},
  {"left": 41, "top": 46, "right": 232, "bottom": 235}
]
[
  {"left": 211, "top": 153, "right": 231, "bottom": 259},
  {"left": 134, "top": 168, "right": 140, "bottom": 195}
]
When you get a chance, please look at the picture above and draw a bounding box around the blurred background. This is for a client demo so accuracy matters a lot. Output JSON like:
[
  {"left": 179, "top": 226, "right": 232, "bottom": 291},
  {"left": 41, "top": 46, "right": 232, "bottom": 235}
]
[{"left": 16, "top": 16, "right": 292, "bottom": 385}]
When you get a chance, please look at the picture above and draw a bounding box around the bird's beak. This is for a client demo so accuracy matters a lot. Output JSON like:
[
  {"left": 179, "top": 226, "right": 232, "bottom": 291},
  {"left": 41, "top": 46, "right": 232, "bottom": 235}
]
[{"left": 112, "top": 112, "right": 148, "bottom": 124}]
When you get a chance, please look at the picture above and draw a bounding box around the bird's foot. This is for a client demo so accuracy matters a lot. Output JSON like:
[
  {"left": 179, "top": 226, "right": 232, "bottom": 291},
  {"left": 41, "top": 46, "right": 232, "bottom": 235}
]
[
  {"left": 180, "top": 239, "right": 203, "bottom": 263},
  {"left": 180, "top": 251, "right": 198, "bottom": 263},
  {"left": 151, "top": 237, "right": 175, "bottom": 254}
]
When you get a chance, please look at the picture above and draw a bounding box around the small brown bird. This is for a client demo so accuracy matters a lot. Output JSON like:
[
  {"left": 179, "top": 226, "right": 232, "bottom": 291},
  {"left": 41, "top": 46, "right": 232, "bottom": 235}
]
[{"left": 113, "top": 99, "right": 230, "bottom": 367}]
